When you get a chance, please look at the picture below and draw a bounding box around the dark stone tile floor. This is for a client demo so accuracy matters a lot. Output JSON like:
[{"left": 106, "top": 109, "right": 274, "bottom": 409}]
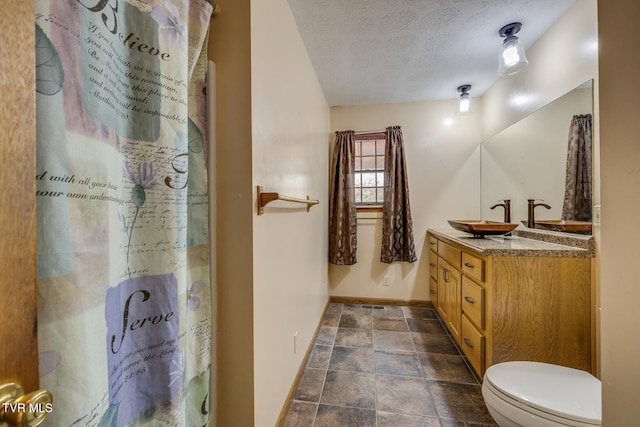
[{"left": 283, "top": 303, "right": 498, "bottom": 426}]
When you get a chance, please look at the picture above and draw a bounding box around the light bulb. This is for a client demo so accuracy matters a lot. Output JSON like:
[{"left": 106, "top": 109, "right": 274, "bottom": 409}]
[
  {"left": 459, "top": 97, "right": 470, "bottom": 113},
  {"left": 502, "top": 46, "right": 520, "bottom": 66}
]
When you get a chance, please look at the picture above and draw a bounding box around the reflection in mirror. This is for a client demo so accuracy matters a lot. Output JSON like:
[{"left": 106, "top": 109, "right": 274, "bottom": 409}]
[{"left": 481, "top": 80, "right": 593, "bottom": 233}]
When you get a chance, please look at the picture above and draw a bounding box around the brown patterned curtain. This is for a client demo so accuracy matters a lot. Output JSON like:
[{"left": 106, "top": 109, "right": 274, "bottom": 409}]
[
  {"left": 381, "top": 126, "right": 417, "bottom": 263},
  {"left": 329, "top": 130, "right": 358, "bottom": 265},
  {"left": 562, "top": 114, "right": 593, "bottom": 221}
]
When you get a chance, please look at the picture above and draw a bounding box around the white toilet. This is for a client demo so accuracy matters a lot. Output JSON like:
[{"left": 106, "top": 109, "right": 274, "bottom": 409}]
[{"left": 481, "top": 361, "right": 601, "bottom": 426}]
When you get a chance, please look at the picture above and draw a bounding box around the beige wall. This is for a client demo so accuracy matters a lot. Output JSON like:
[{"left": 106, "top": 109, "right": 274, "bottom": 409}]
[
  {"left": 209, "top": 0, "right": 330, "bottom": 425},
  {"left": 481, "top": 0, "right": 598, "bottom": 141},
  {"left": 209, "top": 1, "right": 255, "bottom": 425},
  {"left": 598, "top": 1, "right": 640, "bottom": 423},
  {"left": 250, "top": 0, "right": 330, "bottom": 425},
  {"left": 329, "top": 102, "right": 482, "bottom": 301}
]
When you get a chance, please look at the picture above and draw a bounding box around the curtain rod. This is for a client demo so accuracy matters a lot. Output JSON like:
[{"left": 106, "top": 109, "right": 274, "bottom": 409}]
[{"left": 354, "top": 129, "right": 385, "bottom": 134}]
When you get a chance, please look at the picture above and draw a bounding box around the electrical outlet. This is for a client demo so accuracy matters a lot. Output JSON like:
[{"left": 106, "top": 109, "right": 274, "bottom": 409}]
[
  {"left": 383, "top": 276, "right": 390, "bottom": 287},
  {"left": 592, "top": 205, "right": 601, "bottom": 226}
]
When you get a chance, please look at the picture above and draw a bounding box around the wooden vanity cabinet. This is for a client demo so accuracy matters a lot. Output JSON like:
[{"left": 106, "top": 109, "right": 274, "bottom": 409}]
[{"left": 427, "top": 231, "right": 592, "bottom": 378}]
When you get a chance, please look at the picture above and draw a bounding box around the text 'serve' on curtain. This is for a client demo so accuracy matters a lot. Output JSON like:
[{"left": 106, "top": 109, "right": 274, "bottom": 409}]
[
  {"left": 562, "top": 114, "right": 593, "bottom": 221},
  {"left": 34, "top": 1, "right": 214, "bottom": 425},
  {"left": 329, "top": 130, "right": 357, "bottom": 265},
  {"left": 381, "top": 126, "right": 417, "bottom": 264}
]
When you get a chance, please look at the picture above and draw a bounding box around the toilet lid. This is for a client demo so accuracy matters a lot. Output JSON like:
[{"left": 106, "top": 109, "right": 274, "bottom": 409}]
[{"left": 484, "top": 361, "right": 601, "bottom": 424}]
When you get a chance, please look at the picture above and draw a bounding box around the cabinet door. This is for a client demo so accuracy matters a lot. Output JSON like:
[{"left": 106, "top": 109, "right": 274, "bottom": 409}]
[
  {"left": 436, "top": 261, "right": 448, "bottom": 324},
  {"left": 438, "top": 258, "right": 461, "bottom": 344},
  {"left": 429, "top": 277, "right": 438, "bottom": 306}
]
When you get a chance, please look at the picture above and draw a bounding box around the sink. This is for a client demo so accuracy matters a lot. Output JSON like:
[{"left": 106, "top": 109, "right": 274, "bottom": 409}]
[
  {"left": 521, "top": 220, "right": 592, "bottom": 234},
  {"left": 448, "top": 220, "right": 518, "bottom": 238}
]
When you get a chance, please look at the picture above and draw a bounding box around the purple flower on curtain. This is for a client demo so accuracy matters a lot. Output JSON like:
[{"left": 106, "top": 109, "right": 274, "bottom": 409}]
[
  {"left": 187, "top": 280, "right": 205, "bottom": 311},
  {"left": 151, "top": 1, "right": 187, "bottom": 51},
  {"left": 122, "top": 161, "right": 159, "bottom": 278},
  {"left": 123, "top": 160, "right": 159, "bottom": 206}
]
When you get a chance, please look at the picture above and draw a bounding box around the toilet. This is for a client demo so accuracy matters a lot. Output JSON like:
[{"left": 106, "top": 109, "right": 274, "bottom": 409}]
[{"left": 482, "top": 361, "right": 601, "bottom": 426}]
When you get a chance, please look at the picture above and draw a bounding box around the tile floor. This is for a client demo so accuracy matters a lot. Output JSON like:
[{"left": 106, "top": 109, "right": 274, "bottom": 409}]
[{"left": 283, "top": 303, "right": 498, "bottom": 426}]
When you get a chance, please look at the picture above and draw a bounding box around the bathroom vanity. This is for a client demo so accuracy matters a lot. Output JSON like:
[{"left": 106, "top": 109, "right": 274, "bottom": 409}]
[{"left": 427, "top": 228, "right": 594, "bottom": 378}]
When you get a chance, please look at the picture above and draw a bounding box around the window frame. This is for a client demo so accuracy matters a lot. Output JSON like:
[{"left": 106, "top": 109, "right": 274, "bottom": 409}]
[{"left": 354, "top": 132, "right": 386, "bottom": 210}]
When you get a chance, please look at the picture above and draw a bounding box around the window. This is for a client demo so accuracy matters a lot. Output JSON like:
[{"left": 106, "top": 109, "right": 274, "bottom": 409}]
[{"left": 354, "top": 136, "right": 385, "bottom": 206}]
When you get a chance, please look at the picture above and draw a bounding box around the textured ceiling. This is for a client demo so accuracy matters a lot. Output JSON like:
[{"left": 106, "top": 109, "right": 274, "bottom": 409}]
[{"left": 287, "top": 0, "right": 576, "bottom": 107}]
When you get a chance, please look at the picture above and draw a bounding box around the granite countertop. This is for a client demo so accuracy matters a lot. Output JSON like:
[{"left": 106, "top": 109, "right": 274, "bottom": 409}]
[{"left": 428, "top": 226, "right": 594, "bottom": 258}]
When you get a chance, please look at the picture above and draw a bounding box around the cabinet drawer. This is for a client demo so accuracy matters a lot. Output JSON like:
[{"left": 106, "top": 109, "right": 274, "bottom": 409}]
[
  {"left": 428, "top": 235, "right": 438, "bottom": 252},
  {"left": 461, "top": 315, "right": 485, "bottom": 376},
  {"left": 461, "top": 276, "right": 484, "bottom": 330},
  {"left": 462, "top": 252, "right": 485, "bottom": 282},
  {"left": 429, "top": 277, "right": 437, "bottom": 304},
  {"left": 437, "top": 240, "right": 461, "bottom": 269},
  {"left": 429, "top": 250, "right": 438, "bottom": 281}
]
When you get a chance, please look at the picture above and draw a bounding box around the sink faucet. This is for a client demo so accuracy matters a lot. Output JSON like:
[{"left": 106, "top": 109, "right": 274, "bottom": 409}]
[
  {"left": 490, "top": 199, "right": 511, "bottom": 223},
  {"left": 527, "top": 199, "right": 551, "bottom": 228}
]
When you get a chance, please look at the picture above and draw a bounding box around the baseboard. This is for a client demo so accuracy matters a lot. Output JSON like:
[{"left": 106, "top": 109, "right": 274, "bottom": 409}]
[
  {"left": 274, "top": 296, "right": 433, "bottom": 425},
  {"left": 330, "top": 296, "right": 434, "bottom": 308},
  {"left": 274, "top": 298, "right": 331, "bottom": 427}
]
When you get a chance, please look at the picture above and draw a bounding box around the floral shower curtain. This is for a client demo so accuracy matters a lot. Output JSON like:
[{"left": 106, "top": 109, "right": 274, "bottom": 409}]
[
  {"left": 562, "top": 114, "right": 593, "bottom": 221},
  {"left": 35, "top": 1, "right": 213, "bottom": 425},
  {"left": 381, "top": 126, "right": 416, "bottom": 263}
]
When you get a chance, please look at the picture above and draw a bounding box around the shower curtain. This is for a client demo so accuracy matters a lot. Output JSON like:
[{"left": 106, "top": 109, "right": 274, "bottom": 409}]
[{"left": 34, "top": 1, "right": 213, "bottom": 425}]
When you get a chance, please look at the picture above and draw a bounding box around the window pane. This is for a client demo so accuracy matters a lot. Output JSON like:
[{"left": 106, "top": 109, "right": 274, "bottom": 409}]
[
  {"left": 361, "top": 156, "right": 376, "bottom": 170},
  {"left": 354, "top": 156, "right": 361, "bottom": 170},
  {"left": 376, "top": 172, "right": 384, "bottom": 186},
  {"left": 354, "top": 172, "right": 361, "bottom": 188},
  {"left": 376, "top": 155, "right": 385, "bottom": 170},
  {"left": 355, "top": 188, "right": 362, "bottom": 203},
  {"left": 355, "top": 141, "right": 361, "bottom": 156},
  {"left": 376, "top": 140, "right": 385, "bottom": 154},
  {"left": 361, "top": 140, "right": 376, "bottom": 156},
  {"left": 362, "top": 172, "right": 376, "bottom": 187},
  {"left": 377, "top": 188, "right": 384, "bottom": 202},
  {"left": 362, "top": 188, "right": 376, "bottom": 203}
]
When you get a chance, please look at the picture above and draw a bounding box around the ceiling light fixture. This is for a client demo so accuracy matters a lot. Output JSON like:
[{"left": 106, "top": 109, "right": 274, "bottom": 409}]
[
  {"left": 498, "top": 22, "right": 528, "bottom": 76},
  {"left": 457, "top": 84, "right": 472, "bottom": 114}
]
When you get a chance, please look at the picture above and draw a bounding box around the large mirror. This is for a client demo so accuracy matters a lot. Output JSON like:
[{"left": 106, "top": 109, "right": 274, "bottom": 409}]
[{"left": 480, "top": 81, "right": 593, "bottom": 231}]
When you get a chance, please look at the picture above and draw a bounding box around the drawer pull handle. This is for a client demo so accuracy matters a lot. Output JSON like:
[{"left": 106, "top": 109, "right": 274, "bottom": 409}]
[
  {"left": 429, "top": 290, "right": 436, "bottom": 294},
  {"left": 463, "top": 338, "right": 474, "bottom": 348},
  {"left": 443, "top": 269, "right": 449, "bottom": 282},
  {"left": 429, "top": 263, "right": 436, "bottom": 268},
  {"left": 464, "top": 296, "right": 475, "bottom": 304},
  {"left": 430, "top": 241, "right": 436, "bottom": 246},
  {"left": 464, "top": 262, "right": 474, "bottom": 268}
]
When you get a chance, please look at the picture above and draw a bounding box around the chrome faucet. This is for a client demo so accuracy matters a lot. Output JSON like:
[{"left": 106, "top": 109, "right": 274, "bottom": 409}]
[
  {"left": 527, "top": 199, "right": 551, "bottom": 228},
  {"left": 490, "top": 199, "right": 511, "bottom": 223}
]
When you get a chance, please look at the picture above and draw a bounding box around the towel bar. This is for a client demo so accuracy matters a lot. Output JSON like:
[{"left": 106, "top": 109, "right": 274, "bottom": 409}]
[{"left": 257, "top": 186, "right": 319, "bottom": 215}]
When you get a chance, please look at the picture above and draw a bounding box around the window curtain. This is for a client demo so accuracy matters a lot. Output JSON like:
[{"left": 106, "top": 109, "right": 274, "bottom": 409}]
[
  {"left": 562, "top": 114, "right": 593, "bottom": 221},
  {"left": 381, "top": 126, "right": 417, "bottom": 263},
  {"left": 329, "top": 130, "right": 358, "bottom": 265},
  {"left": 34, "top": 1, "right": 214, "bottom": 425}
]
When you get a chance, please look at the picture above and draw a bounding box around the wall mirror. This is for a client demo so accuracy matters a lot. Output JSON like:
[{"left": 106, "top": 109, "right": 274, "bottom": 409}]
[{"left": 480, "top": 80, "right": 593, "bottom": 232}]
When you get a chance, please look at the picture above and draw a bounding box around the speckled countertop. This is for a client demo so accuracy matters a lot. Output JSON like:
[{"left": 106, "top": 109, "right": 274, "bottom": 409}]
[{"left": 428, "top": 226, "right": 594, "bottom": 258}]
